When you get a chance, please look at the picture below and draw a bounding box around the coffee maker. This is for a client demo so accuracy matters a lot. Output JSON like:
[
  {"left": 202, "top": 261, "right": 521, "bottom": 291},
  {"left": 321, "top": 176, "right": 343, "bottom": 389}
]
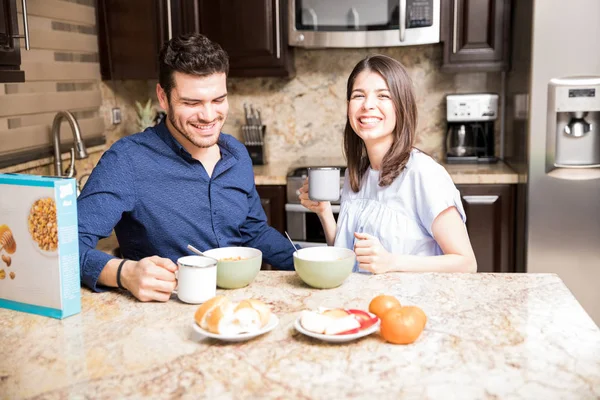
[{"left": 446, "top": 94, "right": 498, "bottom": 164}]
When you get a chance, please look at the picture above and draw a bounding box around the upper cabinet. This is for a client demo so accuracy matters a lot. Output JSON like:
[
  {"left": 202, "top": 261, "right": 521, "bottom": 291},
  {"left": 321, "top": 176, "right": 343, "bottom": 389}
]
[
  {"left": 197, "top": 0, "right": 294, "bottom": 78},
  {"left": 97, "top": 0, "right": 294, "bottom": 80},
  {"left": 441, "top": 0, "right": 512, "bottom": 72},
  {"left": 97, "top": 0, "right": 167, "bottom": 80},
  {"left": 0, "top": 0, "right": 27, "bottom": 82}
]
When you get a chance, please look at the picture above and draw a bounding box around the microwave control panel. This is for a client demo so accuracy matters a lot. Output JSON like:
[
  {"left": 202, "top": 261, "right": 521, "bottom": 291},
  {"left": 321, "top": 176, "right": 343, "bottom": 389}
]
[{"left": 407, "top": 0, "right": 434, "bottom": 28}]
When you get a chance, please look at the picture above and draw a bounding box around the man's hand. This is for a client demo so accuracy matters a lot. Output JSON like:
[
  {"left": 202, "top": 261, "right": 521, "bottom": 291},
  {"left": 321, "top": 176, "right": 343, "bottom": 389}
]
[
  {"left": 353, "top": 232, "right": 393, "bottom": 274},
  {"left": 121, "top": 256, "right": 178, "bottom": 302}
]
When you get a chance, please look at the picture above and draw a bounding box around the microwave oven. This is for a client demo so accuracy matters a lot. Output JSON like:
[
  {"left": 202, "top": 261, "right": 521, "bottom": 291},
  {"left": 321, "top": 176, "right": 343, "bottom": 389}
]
[{"left": 288, "top": 0, "right": 440, "bottom": 48}]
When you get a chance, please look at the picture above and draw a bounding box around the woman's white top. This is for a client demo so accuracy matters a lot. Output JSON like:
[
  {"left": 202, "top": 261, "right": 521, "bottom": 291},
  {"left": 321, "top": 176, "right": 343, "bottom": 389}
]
[{"left": 334, "top": 149, "right": 466, "bottom": 271}]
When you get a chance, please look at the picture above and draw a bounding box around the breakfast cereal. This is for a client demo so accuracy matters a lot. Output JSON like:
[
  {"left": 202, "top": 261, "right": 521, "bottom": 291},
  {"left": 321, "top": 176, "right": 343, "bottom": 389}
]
[{"left": 28, "top": 198, "right": 58, "bottom": 251}]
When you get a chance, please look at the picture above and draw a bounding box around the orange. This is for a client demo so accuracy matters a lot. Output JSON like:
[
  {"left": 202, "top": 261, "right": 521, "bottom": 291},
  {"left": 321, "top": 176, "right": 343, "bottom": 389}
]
[
  {"left": 380, "top": 306, "right": 427, "bottom": 345},
  {"left": 369, "top": 295, "right": 401, "bottom": 318}
]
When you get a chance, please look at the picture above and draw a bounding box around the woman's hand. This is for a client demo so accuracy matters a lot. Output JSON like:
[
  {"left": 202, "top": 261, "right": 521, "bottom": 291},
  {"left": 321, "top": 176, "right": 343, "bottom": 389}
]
[
  {"left": 354, "top": 232, "right": 394, "bottom": 274},
  {"left": 298, "top": 178, "right": 331, "bottom": 216}
]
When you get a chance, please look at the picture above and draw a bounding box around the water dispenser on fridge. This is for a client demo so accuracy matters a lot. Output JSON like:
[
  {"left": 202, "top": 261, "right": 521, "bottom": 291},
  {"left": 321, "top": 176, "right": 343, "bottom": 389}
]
[{"left": 546, "top": 77, "right": 600, "bottom": 175}]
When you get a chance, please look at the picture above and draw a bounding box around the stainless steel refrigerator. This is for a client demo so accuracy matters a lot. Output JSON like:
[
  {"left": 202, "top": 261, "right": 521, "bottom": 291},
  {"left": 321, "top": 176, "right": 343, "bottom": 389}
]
[{"left": 505, "top": 0, "right": 600, "bottom": 325}]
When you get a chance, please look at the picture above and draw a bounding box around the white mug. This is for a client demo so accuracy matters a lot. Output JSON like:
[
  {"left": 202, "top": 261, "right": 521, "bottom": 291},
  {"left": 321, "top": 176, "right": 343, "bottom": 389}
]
[
  {"left": 308, "top": 167, "right": 341, "bottom": 201},
  {"left": 175, "top": 255, "right": 217, "bottom": 304}
]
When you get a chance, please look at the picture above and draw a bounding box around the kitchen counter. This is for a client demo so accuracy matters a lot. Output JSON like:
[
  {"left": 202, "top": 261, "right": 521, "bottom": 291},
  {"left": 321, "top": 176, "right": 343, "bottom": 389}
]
[
  {"left": 2, "top": 272, "right": 599, "bottom": 399},
  {"left": 254, "top": 159, "right": 518, "bottom": 185}
]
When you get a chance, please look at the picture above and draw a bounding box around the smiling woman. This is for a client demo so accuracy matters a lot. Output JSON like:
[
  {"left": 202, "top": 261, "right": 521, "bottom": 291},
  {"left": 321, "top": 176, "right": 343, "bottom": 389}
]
[{"left": 299, "top": 55, "right": 477, "bottom": 274}]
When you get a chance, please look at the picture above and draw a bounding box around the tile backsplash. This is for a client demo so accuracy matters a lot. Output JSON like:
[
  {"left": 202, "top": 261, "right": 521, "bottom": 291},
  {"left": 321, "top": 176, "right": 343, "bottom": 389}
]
[{"left": 10, "top": 44, "right": 501, "bottom": 177}]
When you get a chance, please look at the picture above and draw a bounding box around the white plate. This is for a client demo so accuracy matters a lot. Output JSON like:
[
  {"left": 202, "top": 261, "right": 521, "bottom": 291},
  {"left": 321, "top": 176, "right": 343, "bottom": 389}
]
[
  {"left": 293, "top": 312, "right": 381, "bottom": 343},
  {"left": 191, "top": 314, "right": 279, "bottom": 342}
]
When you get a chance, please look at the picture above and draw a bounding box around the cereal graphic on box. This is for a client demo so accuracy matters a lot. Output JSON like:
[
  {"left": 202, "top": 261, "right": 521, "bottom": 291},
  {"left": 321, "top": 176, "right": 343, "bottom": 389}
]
[
  {"left": 2, "top": 254, "right": 11, "bottom": 266},
  {"left": 0, "top": 225, "right": 16, "bottom": 253},
  {"left": 28, "top": 198, "right": 58, "bottom": 251},
  {"left": 9, "top": 271, "right": 15, "bottom": 280},
  {"left": 0, "top": 269, "right": 5, "bottom": 280}
]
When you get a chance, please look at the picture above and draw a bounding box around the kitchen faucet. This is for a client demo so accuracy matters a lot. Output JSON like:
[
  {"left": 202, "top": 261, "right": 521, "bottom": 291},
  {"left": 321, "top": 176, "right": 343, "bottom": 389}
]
[{"left": 52, "top": 111, "right": 88, "bottom": 178}]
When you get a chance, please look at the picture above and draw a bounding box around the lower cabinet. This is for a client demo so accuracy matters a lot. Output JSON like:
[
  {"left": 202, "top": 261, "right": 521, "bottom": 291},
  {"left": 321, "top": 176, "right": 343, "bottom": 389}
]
[
  {"left": 457, "top": 184, "right": 515, "bottom": 273},
  {"left": 256, "top": 184, "right": 286, "bottom": 270}
]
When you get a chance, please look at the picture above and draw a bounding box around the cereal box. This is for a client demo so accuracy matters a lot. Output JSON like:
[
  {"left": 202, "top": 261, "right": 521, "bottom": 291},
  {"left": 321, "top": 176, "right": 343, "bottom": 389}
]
[{"left": 0, "top": 173, "right": 80, "bottom": 319}]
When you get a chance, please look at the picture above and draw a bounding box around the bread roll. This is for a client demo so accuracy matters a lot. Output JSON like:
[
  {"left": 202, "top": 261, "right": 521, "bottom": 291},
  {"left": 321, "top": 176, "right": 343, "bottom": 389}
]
[
  {"left": 196, "top": 297, "right": 272, "bottom": 335},
  {"left": 194, "top": 296, "right": 229, "bottom": 330},
  {"left": 238, "top": 299, "right": 272, "bottom": 327}
]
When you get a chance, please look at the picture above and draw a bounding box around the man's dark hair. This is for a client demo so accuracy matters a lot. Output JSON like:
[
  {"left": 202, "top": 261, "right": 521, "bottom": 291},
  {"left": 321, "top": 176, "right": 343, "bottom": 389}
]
[{"left": 158, "top": 33, "right": 229, "bottom": 100}]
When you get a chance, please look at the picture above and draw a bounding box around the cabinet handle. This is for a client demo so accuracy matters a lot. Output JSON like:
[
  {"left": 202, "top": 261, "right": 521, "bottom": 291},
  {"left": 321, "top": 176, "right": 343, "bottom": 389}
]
[
  {"left": 399, "top": 0, "right": 406, "bottom": 42},
  {"left": 12, "top": 0, "right": 30, "bottom": 50},
  {"left": 452, "top": 0, "right": 458, "bottom": 54},
  {"left": 462, "top": 195, "right": 499, "bottom": 205},
  {"left": 275, "top": 0, "right": 281, "bottom": 59},
  {"left": 167, "top": 0, "right": 173, "bottom": 40}
]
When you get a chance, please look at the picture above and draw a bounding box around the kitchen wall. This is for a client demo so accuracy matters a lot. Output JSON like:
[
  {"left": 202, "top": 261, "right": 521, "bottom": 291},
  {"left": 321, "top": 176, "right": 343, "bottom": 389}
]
[
  {"left": 5, "top": 19, "right": 501, "bottom": 177},
  {"left": 98, "top": 44, "right": 501, "bottom": 167}
]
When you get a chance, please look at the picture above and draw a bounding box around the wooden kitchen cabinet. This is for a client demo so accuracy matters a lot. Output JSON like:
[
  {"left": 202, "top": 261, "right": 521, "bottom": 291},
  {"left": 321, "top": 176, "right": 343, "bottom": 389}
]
[
  {"left": 256, "top": 184, "right": 286, "bottom": 235},
  {"left": 441, "top": 0, "right": 512, "bottom": 72},
  {"left": 97, "top": 0, "right": 294, "bottom": 80},
  {"left": 196, "top": 0, "right": 294, "bottom": 78},
  {"left": 256, "top": 184, "right": 286, "bottom": 271},
  {"left": 0, "top": 0, "right": 25, "bottom": 82},
  {"left": 97, "top": 0, "right": 179, "bottom": 80},
  {"left": 457, "top": 184, "right": 515, "bottom": 273}
]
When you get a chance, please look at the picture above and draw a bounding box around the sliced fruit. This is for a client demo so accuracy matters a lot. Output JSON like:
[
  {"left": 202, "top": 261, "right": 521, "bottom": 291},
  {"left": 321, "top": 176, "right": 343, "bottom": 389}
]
[
  {"left": 346, "top": 309, "right": 379, "bottom": 330},
  {"left": 324, "top": 314, "right": 361, "bottom": 335},
  {"left": 321, "top": 308, "right": 350, "bottom": 319},
  {"left": 300, "top": 310, "right": 331, "bottom": 334},
  {"left": 335, "top": 328, "right": 360, "bottom": 335}
]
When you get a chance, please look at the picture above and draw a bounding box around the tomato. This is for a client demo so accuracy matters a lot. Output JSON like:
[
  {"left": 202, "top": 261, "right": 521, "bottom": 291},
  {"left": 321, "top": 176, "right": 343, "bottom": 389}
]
[
  {"left": 380, "top": 306, "right": 427, "bottom": 345},
  {"left": 368, "top": 295, "right": 401, "bottom": 318}
]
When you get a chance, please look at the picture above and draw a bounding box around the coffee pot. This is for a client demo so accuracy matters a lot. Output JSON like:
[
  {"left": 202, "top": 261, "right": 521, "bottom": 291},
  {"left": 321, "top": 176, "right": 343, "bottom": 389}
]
[{"left": 446, "top": 124, "right": 477, "bottom": 157}]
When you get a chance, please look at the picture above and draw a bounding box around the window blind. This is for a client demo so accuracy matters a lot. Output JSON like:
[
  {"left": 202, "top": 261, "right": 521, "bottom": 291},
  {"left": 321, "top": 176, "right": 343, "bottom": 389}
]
[{"left": 0, "top": 0, "right": 105, "bottom": 169}]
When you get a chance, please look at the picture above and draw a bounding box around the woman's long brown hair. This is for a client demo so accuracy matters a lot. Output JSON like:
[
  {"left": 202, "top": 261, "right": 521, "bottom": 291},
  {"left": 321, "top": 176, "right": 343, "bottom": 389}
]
[{"left": 344, "top": 55, "right": 418, "bottom": 192}]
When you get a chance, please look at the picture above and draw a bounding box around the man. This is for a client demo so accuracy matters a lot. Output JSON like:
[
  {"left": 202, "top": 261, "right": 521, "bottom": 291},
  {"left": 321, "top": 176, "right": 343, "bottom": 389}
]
[{"left": 78, "top": 33, "right": 295, "bottom": 301}]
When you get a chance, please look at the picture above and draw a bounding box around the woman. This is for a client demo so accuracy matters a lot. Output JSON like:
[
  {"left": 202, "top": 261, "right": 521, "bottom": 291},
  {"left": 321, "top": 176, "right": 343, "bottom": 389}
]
[{"left": 299, "top": 55, "right": 477, "bottom": 273}]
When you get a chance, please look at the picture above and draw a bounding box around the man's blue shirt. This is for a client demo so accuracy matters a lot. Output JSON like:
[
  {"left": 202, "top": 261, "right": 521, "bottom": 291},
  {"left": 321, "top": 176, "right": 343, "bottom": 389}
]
[{"left": 78, "top": 121, "right": 294, "bottom": 291}]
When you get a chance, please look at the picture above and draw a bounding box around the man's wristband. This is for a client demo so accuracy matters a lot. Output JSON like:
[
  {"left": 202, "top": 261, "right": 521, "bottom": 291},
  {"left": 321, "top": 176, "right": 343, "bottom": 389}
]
[{"left": 116, "top": 259, "right": 128, "bottom": 290}]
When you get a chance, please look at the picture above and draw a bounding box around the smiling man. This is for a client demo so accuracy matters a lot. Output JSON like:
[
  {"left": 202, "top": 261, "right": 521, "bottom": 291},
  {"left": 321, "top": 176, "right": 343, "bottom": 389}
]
[{"left": 77, "top": 34, "right": 295, "bottom": 301}]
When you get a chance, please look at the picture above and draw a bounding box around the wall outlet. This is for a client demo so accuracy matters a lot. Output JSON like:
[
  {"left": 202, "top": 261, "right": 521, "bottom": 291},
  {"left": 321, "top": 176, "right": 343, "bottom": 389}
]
[{"left": 111, "top": 107, "right": 122, "bottom": 125}]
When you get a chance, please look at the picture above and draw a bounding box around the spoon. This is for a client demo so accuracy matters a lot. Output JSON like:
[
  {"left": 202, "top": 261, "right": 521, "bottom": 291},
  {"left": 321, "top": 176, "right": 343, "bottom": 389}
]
[
  {"left": 284, "top": 231, "right": 298, "bottom": 255},
  {"left": 187, "top": 244, "right": 219, "bottom": 263}
]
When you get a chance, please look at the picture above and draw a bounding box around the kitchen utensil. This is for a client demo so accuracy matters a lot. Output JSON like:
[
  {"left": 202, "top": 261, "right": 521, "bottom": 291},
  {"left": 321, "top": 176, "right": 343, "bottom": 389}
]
[
  {"left": 243, "top": 103, "right": 250, "bottom": 125},
  {"left": 284, "top": 231, "right": 298, "bottom": 255},
  {"left": 202, "top": 247, "right": 262, "bottom": 289},
  {"left": 446, "top": 124, "right": 477, "bottom": 157},
  {"left": 187, "top": 244, "right": 219, "bottom": 263},
  {"left": 308, "top": 167, "right": 341, "bottom": 201},
  {"left": 192, "top": 313, "right": 279, "bottom": 342},
  {"left": 175, "top": 255, "right": 217, "bottom": 304},
  {"left": 293, "top": 313, "right": 380, "bottom": 343},
  {"left": 293, "top": 246, "right": 355, "bottom": 289}
]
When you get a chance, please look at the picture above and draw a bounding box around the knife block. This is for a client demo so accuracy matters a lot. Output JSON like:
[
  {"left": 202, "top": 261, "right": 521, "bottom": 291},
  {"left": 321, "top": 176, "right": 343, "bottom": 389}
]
[{"left": 242, "top": 125, "right": 267, "bottom": 165}]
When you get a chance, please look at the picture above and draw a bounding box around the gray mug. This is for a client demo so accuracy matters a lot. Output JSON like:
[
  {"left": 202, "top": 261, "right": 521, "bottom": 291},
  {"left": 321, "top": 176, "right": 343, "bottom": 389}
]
[{"left": 308, "top": 167, "right": 341, "bottom": 201}]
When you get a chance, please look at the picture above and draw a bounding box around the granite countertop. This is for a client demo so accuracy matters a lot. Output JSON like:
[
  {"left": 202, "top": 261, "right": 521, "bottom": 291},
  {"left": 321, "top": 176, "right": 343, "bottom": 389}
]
[
  {"left": 2, "top": 272, "right": 599, "bottom": 399},
  {"left": 254, "top": 158, "right": 518, "bottom": 185}
]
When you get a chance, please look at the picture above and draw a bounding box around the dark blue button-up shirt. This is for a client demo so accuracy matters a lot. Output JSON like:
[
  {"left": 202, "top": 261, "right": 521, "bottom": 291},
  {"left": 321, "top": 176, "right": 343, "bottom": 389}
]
[{"left": 78, "top": 121, "right": 294, "bottom": 291}]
